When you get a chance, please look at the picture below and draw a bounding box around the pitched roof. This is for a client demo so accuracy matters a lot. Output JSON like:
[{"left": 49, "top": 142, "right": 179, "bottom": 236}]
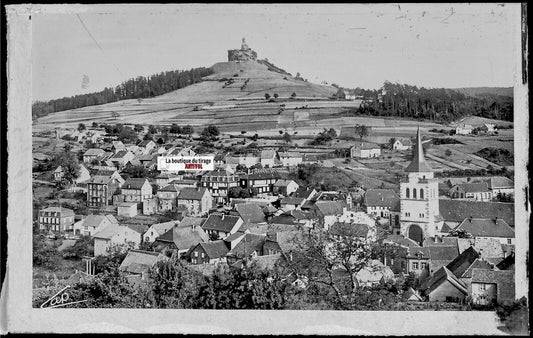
[
  {"left": 351, "top": 142, "right": 381, "bottom": 150},
  {"left": 405, "top": 126, "right": 432, "bottom": 173},
  {"left": 40, "top": 206, "right": 75, "bottom": 216},
  {"left": 81, "top": 214, "right": 111, "bottom": 229},
  {"left": 127, "top": 223, "right": 148, "bottom": 234},
  {"left": 292, "top": 187, "right": 316, "bottom": 199},
  {"left": 177, "top": 187, "right": 208, "bottom": 200},
  {"left": 428, "top": 245, "right": 459, "bottom": 261},
  {"left": 385, "top": 234, "right": 421, "bottom": 248},
  {"left": 314, "top": 201, "right": 344, "bottom": 216},
  {"left": 119, "top": 250, "right": 167, "bottom": 274},
  {"left": 454, "top": 182, "right": 490, "bottom": 193},
  {"left": 485, "top": 176, "right": 514, "bottom": 190},
  {"left": 426, "top": 266, "right": 468, "bottom": 295},
  {"left": 445, "top": 246, "right": 480, "bottom": 278},
  {"left": 260, "top": 149, "right": 276, "bottom": 159},
  {"left": 197, "top": 240, "right": 229, "bottom": 259},
  {"left": 156, "top": 224, "right": 209, "bottom": 250},
  {"left": 84, "top": 148, "right": 105, "bottom": 156},
  {"left": 460, "top": 258, "right": 494, "bottom": 278},
  {"left": 111, "top": 150, "right": 130, "bottom": 159},
  {"left": 93, "top": 225, "right": 120, "bottom": 239},
  {"left": 457, "top": 238, "right": 504, "bottom": 259},
  {"left": 228, "top": 233, "right": 267, "bottom": 259},
  {"left": 122, "top": 178, "right": 149, "bottom": 190},
  {"left": 235, "top": 203, "right": 266, "bottom": 224},
  {"left": 457, "top": 218, "right": 515, "bottom": 238},
  {"left": 201, "top": 213, "right": 242, "bottom": 233},
  {"left": 241, "top": 169, "right": 281, "bottom": 180},
  {"left": 364, "top": 189, "right": 400, "bottom": 208},
  {"left": 178, "top": 216, "right": 206, "bottom": 229},
  {"left": 280, "top": 197, "right": 306, "bottom": 206},
  {"left": 159, "top": 184, "right": 180, "bottom": 193},
  {"left": 274, "top": 179, "right": 297, "bottom": 187},
  {"left": 266, "top": 230, "right": 306, "bottom": 253},
  {"left": 438, "top": 199, "right": 515, "bottom": 226},
  {"left": 148, "top": 221, "right": 178, "bottom": 236},
  {"left": 496, "top": 252, "right": 515, "bottom": 270}
]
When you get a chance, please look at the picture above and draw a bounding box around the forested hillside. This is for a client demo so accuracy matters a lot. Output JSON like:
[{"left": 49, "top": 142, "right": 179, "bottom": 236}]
[
  {"left": 348, "top": 82, "right": 513, "bottom": 122},
  {"left": 32, "top": 67, "right": 213, "bottom": 120}
]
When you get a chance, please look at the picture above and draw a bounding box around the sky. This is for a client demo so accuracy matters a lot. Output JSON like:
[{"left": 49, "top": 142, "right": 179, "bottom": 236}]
[{"left": 31, "top": 3, "right": 521, "bottom": 102}]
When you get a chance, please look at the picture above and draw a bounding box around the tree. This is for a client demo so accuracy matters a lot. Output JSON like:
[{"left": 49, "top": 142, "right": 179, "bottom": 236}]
[
  {"left": 291, "top": 92, "right": 297, "bottom": 99},
  {"left": 265, "top": 93, "right": 271, "bottom": 100},
  {"left": 445, "top": 149, "right": 452, "bottom": 157},
  {"left": 388, "top": 138, "right": 397, "bottom": 150},
  {"left": 283, "top": 132, "right": 292, "bottom": 144},
  {"left": 78, "top": 123, "right": 86, "bottom": 132},
  {"left": 201, "top": 125, "right": 220, "bottom": 141},
  {"left": 92, "top": 122, "right": 99, "bottom": 128},
  {"left": 228, "top": 186, "right": 250, "bottom": 198},
  {"left": 148, "top": 125, "right": 158, "bottom": 134},
  {"left": 111, "top": 111, "right": 120, "bottom": 120},
  {"left": 355, "top": 124, "right": 369, "bottom": 140},
  {"left": 279, "top": 225, "right": 376, "bottom": 310},
  {"left": 134, "top": 124, "right": 144, "bottom": 132},
  {"left": 273, "top": 93, "right": 279, "bottom": 99}
]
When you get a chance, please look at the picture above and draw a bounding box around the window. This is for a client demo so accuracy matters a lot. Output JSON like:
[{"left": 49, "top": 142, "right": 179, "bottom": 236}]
[
  {"left": 412, "top": 262, "right": 419, "bottom": 269},
  {"left": 421, "top": 262, "right": 427, "bottom": 269},
  {"left": 201, "top": 252, "right": 204, "bottom": 258},
  {"left": 406, "top": 188, "right": 410, "bottom": 198},
  {"left": 507, "top": 239, "right": 512, "bottom": 244},
  {"left": 194, "top": 251, "right": 198, "bottom": 257},
  {"left": 413, "top": 189, "right": 417, "bottom": 199},
  {"left": 479, "top": 284, "right": 486, "bottom": 291},
  {"left": 420, "top": 189, "right": 424, "bottom": 199}
]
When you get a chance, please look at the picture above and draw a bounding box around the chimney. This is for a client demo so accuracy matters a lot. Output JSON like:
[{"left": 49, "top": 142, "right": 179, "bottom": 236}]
[{"left": 469, "top": 216, "right": 472, "bottom": 223}]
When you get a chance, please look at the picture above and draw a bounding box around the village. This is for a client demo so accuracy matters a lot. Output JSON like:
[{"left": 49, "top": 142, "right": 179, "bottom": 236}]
[{"left": 32, "top": 113, "right": 516, "bottom": 309}]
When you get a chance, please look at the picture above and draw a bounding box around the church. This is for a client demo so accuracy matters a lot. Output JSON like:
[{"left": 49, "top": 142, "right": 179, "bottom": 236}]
[{"left": 390, "top": 127, "right": 444, "bottom": 245}]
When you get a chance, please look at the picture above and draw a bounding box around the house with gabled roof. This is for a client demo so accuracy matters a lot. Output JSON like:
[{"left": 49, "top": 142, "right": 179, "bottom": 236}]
[
  {"left": 119, "top": 249, "right": 169, "bottom": 282},
  {"left": 234, "top": 203, "right": 267, "bottom": 224},
  {"left": 291, "top": 187, "right": 318, "bottom": 201},
  {"left": 153, "top": 219, "right": 209, "bottom": 258},
  {"left": 364, "top": 189, "right": 400, "bottom": 218},
  {"left": 73, "top": 214, "right": 118, "bottom": 237},
  {"left": 393, "top": 138, "right": 413, "bottom": 151},
  {"left": 201, "top": 213, "right": 243, "bottom": 240},
  {"left": 109, "top": 149, "right": 135, "bottom": 169},
  {"left": 278, "top": 151, "right": 303, "bottom": 167},
  {"left": 350, "top": 142, "right": 381, "bottom": 158},
  {"left": 176, "top": 187, "right": 212, "bottom": 216},
  {"left": 449, "top": 182, "right": 492, "bottom": 201},
  {"left": 312, "top": 200, "right": 346, "bottom": 230},
  {"left": 239, "top": 169, "right": 281, "bottom": 195},
  {"left": 143, "top": 221, "right": 178, "bottom": 243},
  {"left": 112, "top": 140, "right": 126, "bottom": 152},
  {"left": 86, "top": 170, "right": 125, "bottom": 208},
  {"left": 120, "top": 178, "right": 153, "bottom": 203},
  {"left": 137, "top": 139, "right": 157, "bottom": 154},
  {"left": 456, "top": 217, "right": 515, "bottom": 245},
  {"left": 280, "top": 196, "right": 306, "bottom": 211},
  {"left": 273, "top": 179, "right": 299, "bottom": 197},
  {"left": 38, "top": 206, "right": 75, "bottom": 233},
  {"left": 156, "top": 184, "right": 180, "bottom": 212},
  {"left": 484, "top": 176, "right": 514, "bottom": 196},
  {"left": 438, "top": 199, "right": 515, "bottom": 228},
  {"left": 53, "top": 164, "right": 91, "bottom": 184},
  {"left": 226, "top": 233, "right": 267, "bottom": 264},
  {"left": 93, "top": 225, "right": 142, "bottom": 256},
  {"left": 200, "top": 166, "right": 239, "bottom": 204},
  {"left": 471, "top": 269, "right": 514, "bottom": 305},
  {"left": 260, "top": 149, "right": 277, "bottom": 168},
  {"left": 189, "top": 240, "right": 230, "bottom": 264},
  {"left": 422, "top": 266, "right": 468, "bottom": 302},
  {"left": 83, "top": 148, "right": 105, "bottom": 163}
]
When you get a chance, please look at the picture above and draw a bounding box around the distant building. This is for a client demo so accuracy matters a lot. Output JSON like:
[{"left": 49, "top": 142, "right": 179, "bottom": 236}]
[
  {"left": 153, "top": 218, "right": 209, "bottom": 258},
  {"left": 53, "top": 164, "right": 91, "bottom": 184},
  {"left": 201, "top": 213, "right": 243, "bottom": 240},
  {"left": 471, "top": 269, "right": 514, "bottom": 305},
  {"left": 93, "top": 225, "right": 143, "bottom": 256},
  {"left": 227, "top": 38, "right": 258, "bottom": 62},
  {"left": 120, "top": 178, "right": 153, "bottom": 203},
  {"left": 177, "top": 187, "right": 212, "bottom": 216},
  {"left": 239, "top": 169, "right": 281, "bottom": 195},
  {"left": 455, "top": 124, "right": 473, "bottom": 135},
  {"left": 83, "top": 148, "right": 105, "bottom": 163},
  {"left": 364, "top": 189, "right": 400, "bottom": 218},
  {"left": 190, "top": 240, "right": 230, "bottom": 265},
  {"left": 273, "top": 179, "right": 299, "bottom": 197},
  {"left": 200, "top": 166, "right": 239, "bottom": 204},
  {"left": 393, "top": 139, "right": 413, "bottom": 151},
  {"left": 156, "top": 184, "right": 180, "bottom": 212},
  {"left": 350, "top": 143, "right": 381, "bottom": 158},
  {"left": 484, "top": 176, "right": 514, "bottom": 196},
  {"left": 260, "top": 149, "right": 277, "bottom": 168},
  {"left": 455, "top": 217, "right": 515, "bottom": 245},
  {"left": 449, "top": 182, "right": 492, "bottom": 201},
  {"left": 119, "top": 250, "right": 169, "bottom": 282},
  {"left": 143, "top": 221, "right": 178, "bottom": 243},
  {"left": 278, "top": 151, "right": 303, "bottom": 167},
  {"left": 73, "top": 214, "right": 118, "bottom": 237},
  {"left": 38, "top": 206, "right": 75, "bottom": 233}
]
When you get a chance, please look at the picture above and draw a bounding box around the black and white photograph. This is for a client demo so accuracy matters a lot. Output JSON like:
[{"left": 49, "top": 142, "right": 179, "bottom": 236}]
[{"left": 3, "top": 3, "right": 529, "bottom": 335}]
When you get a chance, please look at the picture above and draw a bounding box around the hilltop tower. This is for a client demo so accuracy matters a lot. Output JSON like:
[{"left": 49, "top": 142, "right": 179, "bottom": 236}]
[
  {"left": 399, "top": 127, "right": 442, "bottom": 245},
  {"left": 228, "top": 38, "right": 258, "bottom": 62}
]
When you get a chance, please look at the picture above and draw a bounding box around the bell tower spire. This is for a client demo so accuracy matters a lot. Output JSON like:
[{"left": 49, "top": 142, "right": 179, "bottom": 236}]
[{"left": 405, "top": 125, "right": 432, "bottom": 173}]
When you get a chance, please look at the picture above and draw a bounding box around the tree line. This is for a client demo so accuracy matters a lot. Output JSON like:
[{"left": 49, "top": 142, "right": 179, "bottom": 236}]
[
  {"left": 32, "top": 67, "right": 214, "bottom": 120},
  {"left": 348, "top": 81, "right": 513, "bottom": 122}
]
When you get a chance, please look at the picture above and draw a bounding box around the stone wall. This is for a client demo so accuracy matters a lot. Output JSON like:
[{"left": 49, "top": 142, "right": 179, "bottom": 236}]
[{"left": 228, "top": 49, "right": 257, "bottom": 62}]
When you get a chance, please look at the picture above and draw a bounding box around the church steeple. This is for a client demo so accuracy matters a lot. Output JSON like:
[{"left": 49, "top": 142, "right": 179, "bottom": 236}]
[{"left": 405, "top": 126, "right": 432, "bottom": 173}]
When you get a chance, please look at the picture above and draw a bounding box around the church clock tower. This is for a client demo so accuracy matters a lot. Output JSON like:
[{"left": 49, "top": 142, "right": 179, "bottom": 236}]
[{"left": 399, "top": 127, "right": 442, "bottom": 245}]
